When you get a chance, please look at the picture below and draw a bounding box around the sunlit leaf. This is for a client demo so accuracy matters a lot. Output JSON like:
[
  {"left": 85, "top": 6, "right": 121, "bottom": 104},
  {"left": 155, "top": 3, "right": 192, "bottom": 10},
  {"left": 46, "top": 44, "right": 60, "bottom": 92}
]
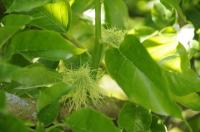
[
  {"left": 105, "top": 35, "right": 181, "bottom": 117},
  {"left": 144, "top": 34, "right": 200, "bottom": 96},
  {"left": 31, "top": 0, "right": 71, "bottom": 33},
  {"left": 143, "top": 33, "right": 179, "bottom": 70}
]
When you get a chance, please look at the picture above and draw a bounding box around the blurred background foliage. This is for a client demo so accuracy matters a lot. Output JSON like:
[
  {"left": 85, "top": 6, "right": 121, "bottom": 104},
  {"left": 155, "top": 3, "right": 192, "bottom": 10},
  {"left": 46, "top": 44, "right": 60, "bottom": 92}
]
[{"left": 0, "top": 0, "right": 200, "bottom": 132}]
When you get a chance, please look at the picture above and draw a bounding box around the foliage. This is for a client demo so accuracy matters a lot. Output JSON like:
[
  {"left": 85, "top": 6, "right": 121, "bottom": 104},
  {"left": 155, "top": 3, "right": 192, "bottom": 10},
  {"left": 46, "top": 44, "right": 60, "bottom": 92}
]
[{"left": 0, "top": 0, "right": 200, "bottom": 131}]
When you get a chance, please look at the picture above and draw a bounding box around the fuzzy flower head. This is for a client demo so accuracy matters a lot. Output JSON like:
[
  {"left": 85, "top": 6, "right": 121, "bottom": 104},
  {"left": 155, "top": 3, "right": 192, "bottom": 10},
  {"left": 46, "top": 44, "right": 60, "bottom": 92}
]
[
  {"left": 60, "top": 65, "right": 104, "bottom": 112},
  {"left": 102, "top": 27, "right": 126, "bottom": 48}
]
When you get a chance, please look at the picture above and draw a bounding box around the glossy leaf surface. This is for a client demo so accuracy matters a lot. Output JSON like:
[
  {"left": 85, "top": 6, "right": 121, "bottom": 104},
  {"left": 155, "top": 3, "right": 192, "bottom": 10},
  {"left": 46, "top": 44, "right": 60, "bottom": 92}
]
[
  {"left": 105, "top": 35, "right": 181, "bottom": 117},
  {"left": 9, "top": 30, "right": 84, "bottom": 60}
]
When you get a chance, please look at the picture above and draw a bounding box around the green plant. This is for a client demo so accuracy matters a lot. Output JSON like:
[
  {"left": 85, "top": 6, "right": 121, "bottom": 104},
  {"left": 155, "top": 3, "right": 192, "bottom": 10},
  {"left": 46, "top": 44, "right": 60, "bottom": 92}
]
[{"left": 0, "top": 0, "right": 200, "bottom": 132}]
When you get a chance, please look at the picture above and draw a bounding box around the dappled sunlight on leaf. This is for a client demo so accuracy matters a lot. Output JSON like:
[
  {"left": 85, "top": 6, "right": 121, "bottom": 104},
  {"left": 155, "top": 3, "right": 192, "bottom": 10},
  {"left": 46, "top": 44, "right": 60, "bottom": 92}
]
[
  {"left": 44, "top": 0, "right": 69, "bottom": 29},
  {"left": 98, "top": 75, "right": 127, "bottom": 100}
]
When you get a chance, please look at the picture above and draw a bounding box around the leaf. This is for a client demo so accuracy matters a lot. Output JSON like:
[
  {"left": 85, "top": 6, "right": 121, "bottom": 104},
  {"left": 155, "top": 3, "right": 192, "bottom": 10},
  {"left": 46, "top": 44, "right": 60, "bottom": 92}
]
[
  {"left": 38, "top": 102, "right": 59, "bottom": 125},
  {"left": 0, "top": 62, "right": 19, "bottom": 82},
  {"left": 37, "top": 83, "right": 71, "bottom": 125},
  {"left": 144, "top": 34, "right": 200, "bottom": 96},
  {"left": 0, "top": 113, "right": 29, "bottom": 132},
  {"left": 0, "top": 62, "right": 62, "bottom": 88},
  {"left": 1, "top": 0, "right": 13, "bottom": 8},
  {"left": 188, "top": 114, "right": 200, "bottom": 132},
  {"left": 2, "top": 14, "right": 32, "bottom": 27},
  {"left": 166, "top": 71, "right": 200, "bottom": 96},
  {"left": 0, "top": 91, "right": 5, "bottom": 111},
  {"left": 71, "top": 0, "right": 95, "bottom": 15},
  {"left": 35, "top": 122, "right": 45, "bottom": 132},
  {"left": 9, "top": 30, "right": 85, "bottom": 61},
  {"left": 174, "top": 93, "right": 200, "bottom": 111},
  {"left": 0, "top": 14, "right": 32, "bottom": 48},
  {"left": 164, "top": 45, "right": 200, "bottom": 96},
  {"left": 118, "top": 103, "right": 152, "bottom": 132},
  {"left": 185, "top": 7, "right": 200, "bottom": 29},
  {"left": 150, "top": 116, "right": 165, "bottom": 132},
  {"left": 151, "top": 2, "right": 176, "bottom": 29},
  {"left": 12, "top": 65, "right": 62, "bottom": 88},
  {"left": 160, "top": 0, "right": 186, "bottom": 23},
  {"left": 30, "top": 0, "right": 71, "bottom": 33},
  {"left": 6, "top": 0, "right": 51, "bottom": 13},
  {"left": 66, "top": 108, "right": 120, "bottom": 132},
  {"left": 176, "top": 44, "right": 190, "bottom": 72},
  {"left": 104, "top": 0, "right": 128, "bottom": 29},
  {"left": 105, "top": 35, "right": 181, "bottom": 117},
  {"left": 0, "top": 27, "right": 18, "bottom": 48}
]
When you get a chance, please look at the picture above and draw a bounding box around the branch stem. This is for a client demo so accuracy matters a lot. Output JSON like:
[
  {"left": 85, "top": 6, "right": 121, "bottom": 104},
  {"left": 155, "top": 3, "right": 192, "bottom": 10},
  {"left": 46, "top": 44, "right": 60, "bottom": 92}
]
[{"left": 91, "top": 0, "right": 102, "bottom": 79}]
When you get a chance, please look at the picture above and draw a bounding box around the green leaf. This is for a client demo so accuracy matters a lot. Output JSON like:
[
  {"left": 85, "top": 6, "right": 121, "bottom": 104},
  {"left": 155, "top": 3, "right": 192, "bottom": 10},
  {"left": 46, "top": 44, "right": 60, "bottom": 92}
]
[
  {"left": 47, "top": 127, "right": 62, "bottom": 132},
  {"left": 166, "top": 70, "right": 200, "bottom": 96},
  {"left": 105, "top": 35, "right": 181, "bottom": 117},
  {"left": 104, "top": 0, "right": 128, "bottom": 29},
  {"left": 160, "top": 0, "right": 186, "bottom": 23},
  {"left": 38, "top": 102, "right": 59, "bottom": 125},
  {"left": 118, "top": 103, "right": 152, "bottom": 132},
  {"left": 9, "top": 30, "right": 85, "bottom": 61},
  {"left": 31, "top": 0, "right": 71, "bottom": 33},
  {"left": 12, "top": 65, "right": 62, "bottom": 88},
  {"left": 2, "top": 14, "right": 32, "bottom": 27},
  {"left": 66, "top": 108, "right": 120, "bottom": 132},
  {"left": 0, "top": 113, "right": 29, "bottom": 132},
  {"left": 0, "top": 62, "right": 61, "bottom": 88},
  {"left": 71, "top": 0, "right": 95, "bottom": 15},
  {"left": 144, "top": 34, "right": 200, "bottom": 96},
  {"left": 6, "top": 0, "right": 51, "bottom": 13},
  {"left": 0, "top": 27, "right": 18, "bottom": 48},
  {"left": 0, "top": 62, "right": 19, "bottom": 82},
  {"left": 37, "top": 83, "right": 71, "bottom": 125},
  {"left": 0, "top": 14, "right": 32, "bottom": 48},
  {"left": 151, "top": 2, "right": 176, "bottom": 29},
  {"left": 0, "top": 91, "right": 5, "bottom": 111},
  {"left": 185, "top": 7, "right": 200, "bottom": 29},
  {"left": 1, "top": 0, "right": 13, "bottom": 8},
  {"left": 174, "top": 93, "right": 200, "bottom": 111},
  {"left": 150, "top": 116, "right": 165, "bottom": 132},
  {"left": 163, "top": 44, "right": 200, "bottom": 96},
  {"left": 177, "top": 44, "right": 190, "bottom": 72},
  {"left": 188, "top": 114, "right": 200, "bottom": 132},
  {"left": 35, "top": 122, "right": 45, "bottom": 132}
]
